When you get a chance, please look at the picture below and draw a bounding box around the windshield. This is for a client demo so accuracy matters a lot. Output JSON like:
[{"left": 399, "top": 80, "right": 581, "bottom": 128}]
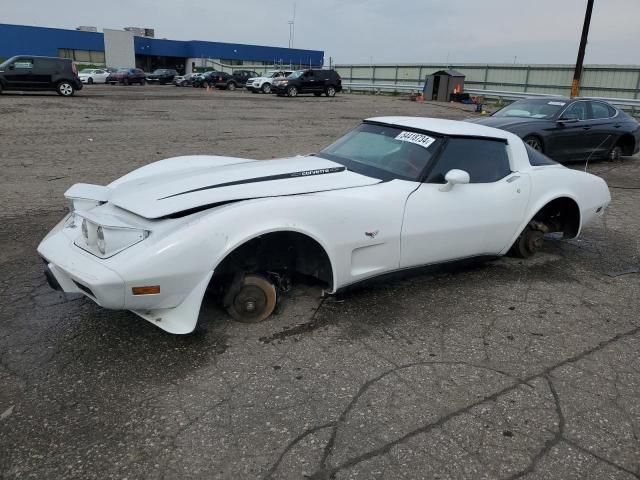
[
  {"left": 0, "top": 57, "right": 16, "bottom": 69},
  {"left": 79, "top": 69, "right": 95, "bottom": 74},
  {"left": 493, "top": 99, "right": 566, "bottom": 119},
  {"left": 317, "top": 123, "right": 442, "bottom": 181},
  {"left": 288, "top": 71, "right": 304, "bottom": 79}
]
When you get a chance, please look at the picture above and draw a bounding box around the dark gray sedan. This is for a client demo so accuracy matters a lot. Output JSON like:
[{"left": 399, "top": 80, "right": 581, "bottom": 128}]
[{"left": 468, "top": 98, "right": 640, "bottom": 162}]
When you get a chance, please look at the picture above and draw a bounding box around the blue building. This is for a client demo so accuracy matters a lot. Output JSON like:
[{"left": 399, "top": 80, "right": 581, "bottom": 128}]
[{"left": 0, "top": 23, "right": 324, "bottom": 73}]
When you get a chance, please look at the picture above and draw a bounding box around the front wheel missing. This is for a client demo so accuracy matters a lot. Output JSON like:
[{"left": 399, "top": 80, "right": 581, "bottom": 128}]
[{"left": 225, "top": 274, "right": 277, "bottom": 323}]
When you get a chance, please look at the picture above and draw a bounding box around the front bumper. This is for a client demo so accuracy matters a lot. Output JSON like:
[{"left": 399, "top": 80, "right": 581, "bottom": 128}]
[
  {"left": 38, "top": 216, "right": 126, "bottom": 309},
  {"left": 271, "top": 84, "right": 289, "bottom": 94},
  {"left": 37, "top": 210, "right": 216, "bottom": 334}
]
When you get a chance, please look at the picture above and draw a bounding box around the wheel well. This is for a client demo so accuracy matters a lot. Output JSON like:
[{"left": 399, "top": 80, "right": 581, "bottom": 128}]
[
  {"left": 212, "top": 231, "right": 334, "bottom": 290},
  {"left": 616, "top": 134, "right": 636, "bottom": 156},
  {"left": 531, "top": 197, "right": 581, "bottom": 239}
]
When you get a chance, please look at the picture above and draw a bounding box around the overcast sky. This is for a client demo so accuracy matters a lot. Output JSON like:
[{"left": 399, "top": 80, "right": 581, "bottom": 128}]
[{"left": 3, "top": 0, "right": 639, "bottom": 65}]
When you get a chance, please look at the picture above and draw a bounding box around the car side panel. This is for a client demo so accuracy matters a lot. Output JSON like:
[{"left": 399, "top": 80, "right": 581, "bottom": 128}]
[
  {"left": 83, "top": 182, "right": 413, "bottom": 333},
  {"left": 499, "top": 166, "right": 611, "bottom": 254}
]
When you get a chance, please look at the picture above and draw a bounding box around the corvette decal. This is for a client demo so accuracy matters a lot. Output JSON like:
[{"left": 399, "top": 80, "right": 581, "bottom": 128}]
[{"left": 158, "top": 166, "right": 347, "bottom": 200}]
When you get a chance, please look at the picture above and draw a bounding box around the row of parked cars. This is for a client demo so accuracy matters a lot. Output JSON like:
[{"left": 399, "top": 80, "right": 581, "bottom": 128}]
[
  {"left": 78, "top": 66, "right": 343, "bottom": 97},
  {"left": 0, "top": 54, "right": 343, "bottom": 98},
  {"left": 77, "top": 67, "right": 180, "bottom": 85},
  {"left": 175, "top": 68, "right": 343, "bottom": 97}
]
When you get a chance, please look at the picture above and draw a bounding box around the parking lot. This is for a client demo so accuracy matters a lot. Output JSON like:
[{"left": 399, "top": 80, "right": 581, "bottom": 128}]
[{"left": 1, "top": 85, "right": 639, "bottom": 479}]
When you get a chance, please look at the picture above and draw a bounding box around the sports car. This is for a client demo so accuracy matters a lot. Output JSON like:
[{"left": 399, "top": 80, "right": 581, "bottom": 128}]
[
  {"left": 468, "top": 97, "right": 640, "bottom": 162},
  {"left": 38, "top": 117, "right": 611, "bottom": 334}
]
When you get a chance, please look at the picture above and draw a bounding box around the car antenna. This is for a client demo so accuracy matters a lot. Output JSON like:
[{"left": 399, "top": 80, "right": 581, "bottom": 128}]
[{"left": 584, "top": 134, "right": 612, "bottom": 173}]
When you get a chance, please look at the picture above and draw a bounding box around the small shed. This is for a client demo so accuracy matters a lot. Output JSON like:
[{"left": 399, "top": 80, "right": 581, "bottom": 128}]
[{"left": 423, "top": 69, "right": 465, "bottom": 101}]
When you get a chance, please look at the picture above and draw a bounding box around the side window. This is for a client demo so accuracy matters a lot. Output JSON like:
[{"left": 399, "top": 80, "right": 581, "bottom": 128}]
[
  {"left": 561, "top": 102, "right": 588, "bottom": 120},
  {"left": 590, "top": 101, "right": 615, "bottom": 119},
  {"left": 13, "top": 58, "right": 34, "bottom": 69},
  {"left": 34, "top": 59, "right": 61, "bottom": 73},
  {"left": 426, "top": 138, "right": 511, "bottom": 184}
]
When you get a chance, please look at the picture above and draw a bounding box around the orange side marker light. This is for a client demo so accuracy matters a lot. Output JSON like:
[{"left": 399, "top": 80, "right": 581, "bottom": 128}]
[{"left": 132, "top": 286, "right": 161, "bottom": 295}]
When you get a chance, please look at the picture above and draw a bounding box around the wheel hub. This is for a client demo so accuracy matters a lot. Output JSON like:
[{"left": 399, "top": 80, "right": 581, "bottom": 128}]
[
  {"left": 233, "top": 285, "right": 267, "bottom": 317},
  {"left": 525, "top": 230, "right": 544, "bottom": 254}
]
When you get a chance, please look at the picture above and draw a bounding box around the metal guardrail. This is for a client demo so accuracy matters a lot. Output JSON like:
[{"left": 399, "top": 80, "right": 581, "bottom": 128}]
[
  {"left": 342, "top": 83, "right": 640, "bottom": 108},
  {"left": 343, "top": 82, "right": 423, "bottom": 92}
]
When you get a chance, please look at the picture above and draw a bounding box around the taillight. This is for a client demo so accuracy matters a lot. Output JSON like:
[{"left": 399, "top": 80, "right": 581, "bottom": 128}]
[{"left": 72, "top": 63, "right": 77, "bottom": 75}]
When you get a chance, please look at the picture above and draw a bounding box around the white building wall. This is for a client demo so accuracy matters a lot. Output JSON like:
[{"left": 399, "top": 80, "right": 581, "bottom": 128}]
[{"left": 104, "top": 29, "right": 135, "bottom": 68}]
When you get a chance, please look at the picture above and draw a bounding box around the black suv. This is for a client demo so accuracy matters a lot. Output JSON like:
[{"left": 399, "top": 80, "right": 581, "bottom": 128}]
[
  {"left": 146, "top": 68, "right": 179, "bottom": 84},
  {"left": 0, "top": 55, "right": 83, "bottom": 96},
  {"left": 224, "top": 70, "right": 259, "bottom": 90},
  {"left": 271, "top": 69, "right": 342, "bottom": 97},
  {"left": 192, "top": 71, "right": 226, "bottom": 88}
]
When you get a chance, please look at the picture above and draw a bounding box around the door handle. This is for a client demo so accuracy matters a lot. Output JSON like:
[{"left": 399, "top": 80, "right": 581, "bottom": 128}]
[{"left": 582, "top": 126, "right": 592, "bottom": 130}]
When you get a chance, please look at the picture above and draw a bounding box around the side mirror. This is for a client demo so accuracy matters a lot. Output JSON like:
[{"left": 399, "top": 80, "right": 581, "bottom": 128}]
[{"left": 439, "top": 169, "right": 470, "bottom": 192}]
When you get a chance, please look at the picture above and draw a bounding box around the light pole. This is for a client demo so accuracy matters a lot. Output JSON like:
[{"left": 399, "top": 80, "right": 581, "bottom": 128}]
[{"left": 288, "top": 3, "right": 296, "bottom": 48}]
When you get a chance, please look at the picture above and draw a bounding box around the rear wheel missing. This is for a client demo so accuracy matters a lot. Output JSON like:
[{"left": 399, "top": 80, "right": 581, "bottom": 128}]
[
  {"left": 510, "top": 223, "right": 546, "bottom": 258},
  {"left": 226, "top": 274, "right": 277, "bottom": 323}
]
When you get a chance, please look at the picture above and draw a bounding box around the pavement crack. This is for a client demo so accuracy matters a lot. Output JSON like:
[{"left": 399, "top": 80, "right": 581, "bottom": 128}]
[
  {"left": 263, "top": 422, "right": 335, "bottom": 479},
  {"left": 307, "top": 325, "right": 640, "bottom": 479}
]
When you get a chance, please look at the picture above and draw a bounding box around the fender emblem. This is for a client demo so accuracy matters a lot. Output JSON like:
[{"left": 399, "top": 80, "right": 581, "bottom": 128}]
[{"left": 365, "top": 230, "right": 379, "bottom": 238}]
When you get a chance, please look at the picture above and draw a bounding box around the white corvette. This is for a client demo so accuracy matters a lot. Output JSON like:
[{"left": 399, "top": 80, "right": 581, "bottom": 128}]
[{"left": 38, "top": 117, "right": 610, "bottom": 334}]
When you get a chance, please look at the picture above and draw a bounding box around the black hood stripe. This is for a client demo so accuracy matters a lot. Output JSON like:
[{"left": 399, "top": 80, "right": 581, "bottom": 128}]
[{"left": 158, "top": 166, "right": 347, "bottom": 200}]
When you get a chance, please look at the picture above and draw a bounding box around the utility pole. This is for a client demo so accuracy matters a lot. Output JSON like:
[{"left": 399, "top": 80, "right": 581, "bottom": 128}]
[{"left": 571, "top": 0, "right": 594, "bottom": 98}]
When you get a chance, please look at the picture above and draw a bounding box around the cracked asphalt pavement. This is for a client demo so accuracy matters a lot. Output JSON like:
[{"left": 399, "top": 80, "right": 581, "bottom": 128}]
[{"left": 1, "top": 86, "right": 639, "bottom": 479}]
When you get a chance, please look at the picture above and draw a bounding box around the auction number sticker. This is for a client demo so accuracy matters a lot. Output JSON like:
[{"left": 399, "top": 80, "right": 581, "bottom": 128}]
[
  {"left": 548, "top": 101, "right": 566, "bottom": 106},
  {"left": 395, "top": 131, "right": 436, "bottom": 149}
]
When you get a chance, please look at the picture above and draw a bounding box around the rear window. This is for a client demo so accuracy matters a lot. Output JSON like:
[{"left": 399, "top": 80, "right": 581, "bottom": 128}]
[{"left": 525, "top": 144, "right": 557, "bottom": 166}]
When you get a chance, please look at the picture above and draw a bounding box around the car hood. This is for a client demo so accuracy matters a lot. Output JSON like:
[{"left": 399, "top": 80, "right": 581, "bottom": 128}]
[
  {"left": 466, "top": 116, "right": 549, "bottom": 130},
  {"left": 109, "top": 155, "right": 381, "bottom": 219}
]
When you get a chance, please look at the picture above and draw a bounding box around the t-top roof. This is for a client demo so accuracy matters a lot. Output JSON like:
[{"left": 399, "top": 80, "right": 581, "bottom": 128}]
[{"left": 365, "top": 116, "right": 515, "bottom": 141}]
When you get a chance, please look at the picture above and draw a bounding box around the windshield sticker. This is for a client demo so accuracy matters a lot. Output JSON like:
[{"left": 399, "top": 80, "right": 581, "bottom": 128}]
[
  {"left": 395, "top": 131, "right": 436, "bottom": 149},
  {"left": 548, "top": 101, "right": 566, "bottom": 106}
]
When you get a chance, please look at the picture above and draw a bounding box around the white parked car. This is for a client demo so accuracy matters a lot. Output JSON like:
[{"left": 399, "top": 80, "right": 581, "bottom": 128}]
[
  {"left": 38, "top": 117, "right": 610, "bottom": 334},
  {"left": 246, "top": 70, "right": 293, "bottom": 93},
  {"left": 78, "top": 68, "right": 110, "bottom": 84}
]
